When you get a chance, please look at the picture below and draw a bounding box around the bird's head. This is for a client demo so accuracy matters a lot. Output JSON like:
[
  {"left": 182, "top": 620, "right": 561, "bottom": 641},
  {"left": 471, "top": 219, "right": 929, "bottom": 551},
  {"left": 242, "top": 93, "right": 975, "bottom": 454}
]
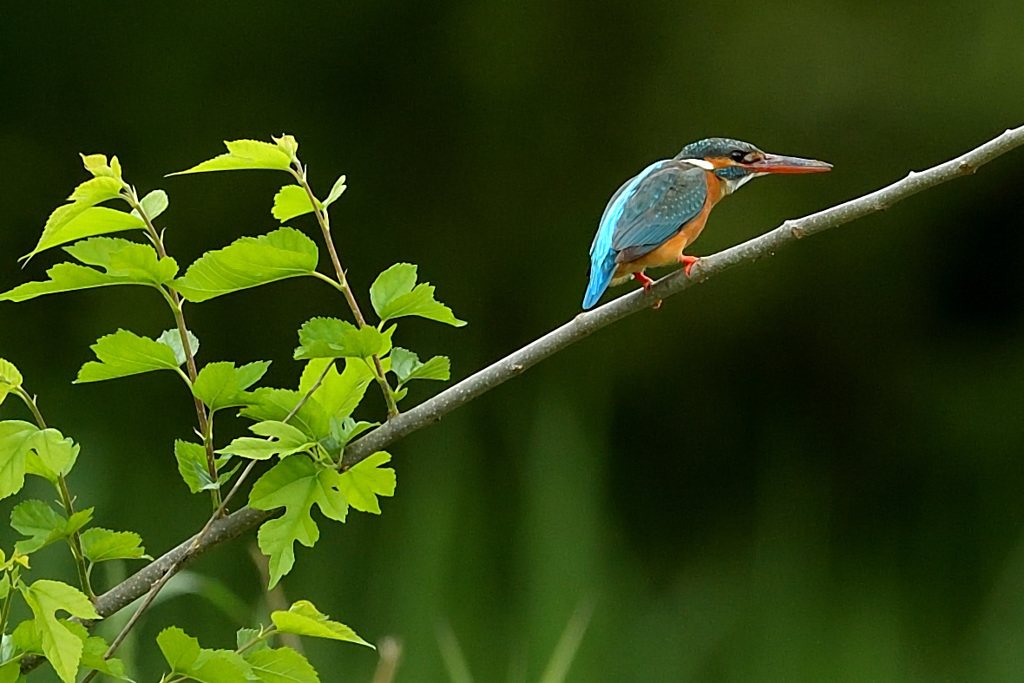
[{"left": 675, "top": 138, "right": 832, "bottom": 193}]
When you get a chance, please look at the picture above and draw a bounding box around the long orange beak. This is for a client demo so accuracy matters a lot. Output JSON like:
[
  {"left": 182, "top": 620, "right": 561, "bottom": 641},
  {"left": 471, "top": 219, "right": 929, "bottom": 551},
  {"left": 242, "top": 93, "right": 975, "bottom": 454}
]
[{"left": 750, "top": 153, "right": 832, "bottom": 174}]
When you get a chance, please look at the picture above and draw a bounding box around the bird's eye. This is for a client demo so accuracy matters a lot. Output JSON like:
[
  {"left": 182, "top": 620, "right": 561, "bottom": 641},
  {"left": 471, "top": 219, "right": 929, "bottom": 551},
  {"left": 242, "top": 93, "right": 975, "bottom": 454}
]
[{"left": 729, "top": 150, "right": 746, "bottom": 162}]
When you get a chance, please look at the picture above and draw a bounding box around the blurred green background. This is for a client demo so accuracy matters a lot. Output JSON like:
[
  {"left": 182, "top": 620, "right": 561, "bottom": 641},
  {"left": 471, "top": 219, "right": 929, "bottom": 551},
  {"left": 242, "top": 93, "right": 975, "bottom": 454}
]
[{"left": 2, "top": 1, "right": 1024, "bottom": 680}]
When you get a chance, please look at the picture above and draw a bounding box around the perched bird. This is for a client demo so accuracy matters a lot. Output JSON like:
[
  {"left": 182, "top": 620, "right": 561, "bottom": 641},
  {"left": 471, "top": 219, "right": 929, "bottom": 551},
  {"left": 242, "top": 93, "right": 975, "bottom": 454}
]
[{"left": 583, "top": 138, "right": 831, "bottom": 309}]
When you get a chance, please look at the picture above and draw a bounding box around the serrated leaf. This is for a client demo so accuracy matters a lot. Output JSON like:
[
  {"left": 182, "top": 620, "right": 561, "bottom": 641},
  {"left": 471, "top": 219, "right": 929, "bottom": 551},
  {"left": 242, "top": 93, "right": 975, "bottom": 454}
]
[
  {"left": 217, "top": 420, "right": 314, "bottom": 461},
  {"left": 75, "top": 329, "right": 182, "bottom": 383},
  {"left": 2, "top": 238, "right": 177, "bottom": 303},
  {"left": 80, "top": 527, "right": 148, "bottom": 563},
  {"left": 192, "top": 361, "right": 270, "bottom": 412},
  {"left": 299, "top": 358, "right": 374, "bottom": 421},
  {"left": 169, "top": 139, "right": 292, "bottom": 175},
  {"left": 11, "top": 500, "right": 90, "bottom": 554},
  {"left": 294, "top": 318, "right": 384, "bottom": 361},
  {"left": 273, "top": 134, "right": 299, "bottom": 160},
  {"left": 271, "top": 600, "right": 373, "bottom": 648},
  {"left": 389, "top": 347, "right": 450, "bottom": 386},
  {"left": 23, "top": 207, "right": 146, "bottom": 262},
  {"left": 23, "top": 428, "right": 79, "bottom": 480},
  {"left": 171, "top": 227, "right": 319, "bottom": 303},
  {"left": 22, "top": 580, "right": 100, "bottom": 683},
  {"left": 21, "top": 174, "right": 127, "bottom": 262},
  {"left": 370, "top": 263, "right": 465, "bottom": 326},
  {"left": 241, "top": 389, "right": 330, "bottom": 440},
  {"left": 158, "top": 626, "right": 250, "bottom": 682},
  {"left": 175, "top": 440, "right": 214, "bottom": 494},
  {"left": 271, "top": 185, "right": 316, "bottom": 222},
  {"left": 246, "top": 646, "right": 320, "bottom": 683},
  {"left": 139, "top": 188, "right": 169, "bottom": 219},
  {"left": 323, "top": 174, "right": 347, "bottom": 208},
  {"left": 0, "top": 359, "right": 22, "bottom": 407},
  {"left": 75, "top": 625, "right": 127, "bottom": 679},
  {"left": 339, "top": 452, "right": 396, "bottom": 514},
  {"left": 236, "top": 627, "right": 269, "bottom": 653},
  {"left": 157, "top": 328, "right": 200, "bottom": 366},
  {"left": 250, "top": 457, "right": 347, "bottom": 588},
  {"left": 0, "top": 421, "right": 39, "bottom": 500}
]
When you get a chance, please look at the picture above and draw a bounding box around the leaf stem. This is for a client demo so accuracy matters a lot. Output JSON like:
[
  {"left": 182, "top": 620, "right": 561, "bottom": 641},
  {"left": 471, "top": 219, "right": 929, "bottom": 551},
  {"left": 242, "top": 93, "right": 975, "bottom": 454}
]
[
  {"left": 124, "top": 187, "right": 221, "bottom": 510},
  {"left": 14, "top": 387, "right": 94, "bottom": 599},
  {"left": 289, "top": 164, "right": 399, "bottom": 418}
]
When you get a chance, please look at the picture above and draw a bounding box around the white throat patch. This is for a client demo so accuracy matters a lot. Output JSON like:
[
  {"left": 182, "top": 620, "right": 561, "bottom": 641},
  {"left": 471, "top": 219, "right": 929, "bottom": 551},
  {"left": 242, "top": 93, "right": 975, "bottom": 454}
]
[{"left": 678, "top": 158, "right": 715, "bottom": 171}]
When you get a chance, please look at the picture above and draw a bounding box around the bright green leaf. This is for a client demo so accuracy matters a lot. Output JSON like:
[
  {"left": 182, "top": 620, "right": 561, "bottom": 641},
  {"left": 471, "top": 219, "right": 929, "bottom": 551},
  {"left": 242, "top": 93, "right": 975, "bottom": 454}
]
[
  {"left": 80, "top": 153, "right": 123, "bottom": 180},
  {"left": 11, "top": 504, "right": 89, "bottom": 556},
  {"left": 0, "top": 660, "right": 20, "bottom": 683},
  {"left": 23, "top": 207, "right": 146, "bottom": 262},
  {"left": 0, "top": 421, "right": 38, "bottom": 500},
  {"left": 158, "top": 626, "right": 251, "bottom": 682},
  {"left": 157, "top": 626, "right": 200, "bottom": 671},
  {"left": 22, "top": 579, "right": 100, "bottom": 683},
  {"left": 273, "top": 134, "right": 299, "bottom": 161},
  {"left": 169, "top": 139, "right": 292, "bottom": 175},
  {"left": 138, "top": 188, "right": 169, "bottom": 220},
  {"left": 294, "top": 318, "right": 384, "bottom": 361},
  {"left": 323, "top": 174, "right": 347, "bottom": 209},
  {"left": 21, "top": 174, "right": 126, "bottom": 262},
  {"left": 327, "top": 417, "right": 376, "bottom": 452},
  {"left": 75, "top": 329, "right": 182, "bottom": 383},
  {"left": 80, "top": 527, "right": 148, "bottom": 563},
  {"left": 299, "top": 358, "right": 374, "bottom": 421},
  {"left": 389, "top": 347, "right": 451, "bottom": 386},
  {"left": 157, "top": 328, "right": 200, "bottom": 367},
  {"left": 0, "top": 359, "right": 22, "bottom": 407},
  {"left": 250, "top": 457, "right": 347, "bottom": 588},
  {"left": 217, "top": 420, "right": 314, "bottom": 461},
  {"left": 271, "top": 600, "right": 373, "bottom": 648},
  {"left": 75, "top": 624, "right": 127, "bottom": 679},
  {"left": 23, "top": 428, "right": 79, "bottom": 480},
  {"left": 241, "top": 389, "right": 330, "bottom": 440},
  {"left": 246, "top": 646, "right": 319, "bottom": 683},
  {"left": 171, "top": 227, "right": 319, "bottom": 303},
  {"left": 339, "top": 452, "right": 396, "bottom": 514},
  {"left": 370, "top": 263, "right": 465, "bottom": 326},
  {"left": 192, "top": 361, "right": 270, "bottom": 412},
  {"left": 271, "top": 185, "right": 315, "bottom": 222}
]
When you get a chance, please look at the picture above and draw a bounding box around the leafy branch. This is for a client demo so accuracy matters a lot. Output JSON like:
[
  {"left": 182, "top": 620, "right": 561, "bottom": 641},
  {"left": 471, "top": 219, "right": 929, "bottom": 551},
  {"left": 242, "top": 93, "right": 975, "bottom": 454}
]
[{"left": 79, "top": 122, "right": 1024, "bottom": 623}]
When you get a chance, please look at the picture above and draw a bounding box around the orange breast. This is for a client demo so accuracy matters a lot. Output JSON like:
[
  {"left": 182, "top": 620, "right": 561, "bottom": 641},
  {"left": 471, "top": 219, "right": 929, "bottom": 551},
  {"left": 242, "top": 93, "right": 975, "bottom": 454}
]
[{"left": 613, "top": 172, "right": 724, "bottom": 280}]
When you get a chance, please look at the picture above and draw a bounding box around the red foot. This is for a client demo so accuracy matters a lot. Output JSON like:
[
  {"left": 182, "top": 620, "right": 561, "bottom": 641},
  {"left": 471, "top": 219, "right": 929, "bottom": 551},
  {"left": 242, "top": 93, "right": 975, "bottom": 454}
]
[
  {"left": 679, "top": 255, "right": 700, "bottom": 276},
  {"left": 634, "top": 271, "right": 655, "bottom": 292},
  {"left": 633, "top": 272, "right": 663, "bottom": 309}
]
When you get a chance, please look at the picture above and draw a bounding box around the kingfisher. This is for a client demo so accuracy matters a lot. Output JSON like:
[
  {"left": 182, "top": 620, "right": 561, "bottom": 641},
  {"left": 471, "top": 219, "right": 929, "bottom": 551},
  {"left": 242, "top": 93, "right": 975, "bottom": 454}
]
[{"left": 582, "top": 138, "right": 831, "bottom": 309}]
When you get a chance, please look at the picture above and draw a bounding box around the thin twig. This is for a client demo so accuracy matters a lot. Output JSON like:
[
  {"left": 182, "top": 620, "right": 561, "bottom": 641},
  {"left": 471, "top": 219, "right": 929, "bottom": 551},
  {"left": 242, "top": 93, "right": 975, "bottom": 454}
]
[{"left": 45, "top": 124, "right": 1024, "bottom": 674}]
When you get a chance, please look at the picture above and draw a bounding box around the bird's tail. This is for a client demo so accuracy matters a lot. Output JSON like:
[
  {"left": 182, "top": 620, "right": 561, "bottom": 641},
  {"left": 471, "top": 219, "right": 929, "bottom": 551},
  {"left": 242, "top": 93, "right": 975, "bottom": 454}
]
[{"left": 582, "top": 253, "right": 617, "bottom": 309}]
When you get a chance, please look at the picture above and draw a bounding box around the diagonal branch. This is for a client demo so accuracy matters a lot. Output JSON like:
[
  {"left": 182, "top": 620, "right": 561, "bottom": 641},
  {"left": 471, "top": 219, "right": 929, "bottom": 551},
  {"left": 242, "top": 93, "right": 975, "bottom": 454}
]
[{"left": 84, "top": 122, "right": 1024, "bottom": 628}]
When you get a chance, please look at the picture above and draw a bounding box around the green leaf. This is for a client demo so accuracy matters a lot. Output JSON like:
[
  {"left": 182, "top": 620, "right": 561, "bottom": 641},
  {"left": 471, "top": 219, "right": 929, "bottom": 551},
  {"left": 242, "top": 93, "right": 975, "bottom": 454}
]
[
  {"left": 75, "top": 329, "right": 182, "bottom": 383},
  {"left": 339, "top": 452, "right": 396, "bottom": 514},
  {"left": 0, "top": 421, "right": 39, "bottom": 500},
  {"left": 389, "top": 347, "right": 451, "bottom": 386},
  {"left": 241, "top": 389, "right": 330, "bottom": 440},
  {"left": 2, "top": 238, "right": 177, "bottom": 303},
  {"left": 23, "top": 428, "right": 79, "bottom": 480},
  {"left": 370, "top": 263, "right": 465, "bottom": 326},
  {"left": 192, "top": 361, "right": 270, "bottom": 412},
  {"left": 271, "top": 185, "right": 316, "bottom": 222},
  {"left": 169, "top": 139, "right": 292, "bottom": 175},
  {"left": 0, "top": 359, "right": 23, "bottom": 407},
  {"left": 171, "top": 227, "right": 319, "bottom": 303},
  {"left": 21, "top": 579, "right": 100, "bottom": 683},
  {"left": 236, "top": 627, "right": 269, "bottom": 653},
  {"left": 274, "top": 134, "right": 300, "bottom": 161},
  {"left": 176, "top": 440, "right": 213, "bottom": 494},
  {"left": 249, "top": 457, "right": 348, "bottom": 588},
  {"left": 271, "top": 600, "right": 373, "bottom": 648},
  {"left": 80, "top": 527, "right": 148, "bottom": 563},
  {"left": 246, "top": 646, "right": 320, "bottom": 683},
  {"left": 21, "top": 174, "right": 126, "bottom": 262},
  {"left": 217, "top": 420, "right": 315, "bottom": 461},
  {"left": 294, "top": 318, "right": 384, "bottom": 361},
  {"left": 157, "top": 328, "right": 201, "bottom": 367},
  {"left": 80, "top": 153, "right": 123, "bottom": 180},
  {"left": 323, "top": 174, "right": 347, "bottom": 208},
  {"left": 299, "top": 358, "right": 374, "bottom": 421},
  {"left": 138, "top": 188, "right": 169, "bottom": 219},
  {"left": 11, "top": 501, "right": 92, "bottom": 554},
  {"left": 23, "top": 207, "right": 146, "bottom": 262},
  {"left": 76, "top": 624, "right": 127, "bottom": 679},
  {"left": 158, "top": 626, "right": 250, "bottom": 682},
  {"left": 0, "top": 660, "right": 20, "bottom": 683},
  {"left": 325, "top": 417, "right": 376, "bottom": 453}
]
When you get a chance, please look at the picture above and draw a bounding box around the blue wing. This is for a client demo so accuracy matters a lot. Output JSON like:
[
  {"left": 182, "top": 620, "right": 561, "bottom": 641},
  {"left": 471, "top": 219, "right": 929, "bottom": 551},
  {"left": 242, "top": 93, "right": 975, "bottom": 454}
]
[{"left": 583, "top": 161, "right": 706, "bottom": 309}]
